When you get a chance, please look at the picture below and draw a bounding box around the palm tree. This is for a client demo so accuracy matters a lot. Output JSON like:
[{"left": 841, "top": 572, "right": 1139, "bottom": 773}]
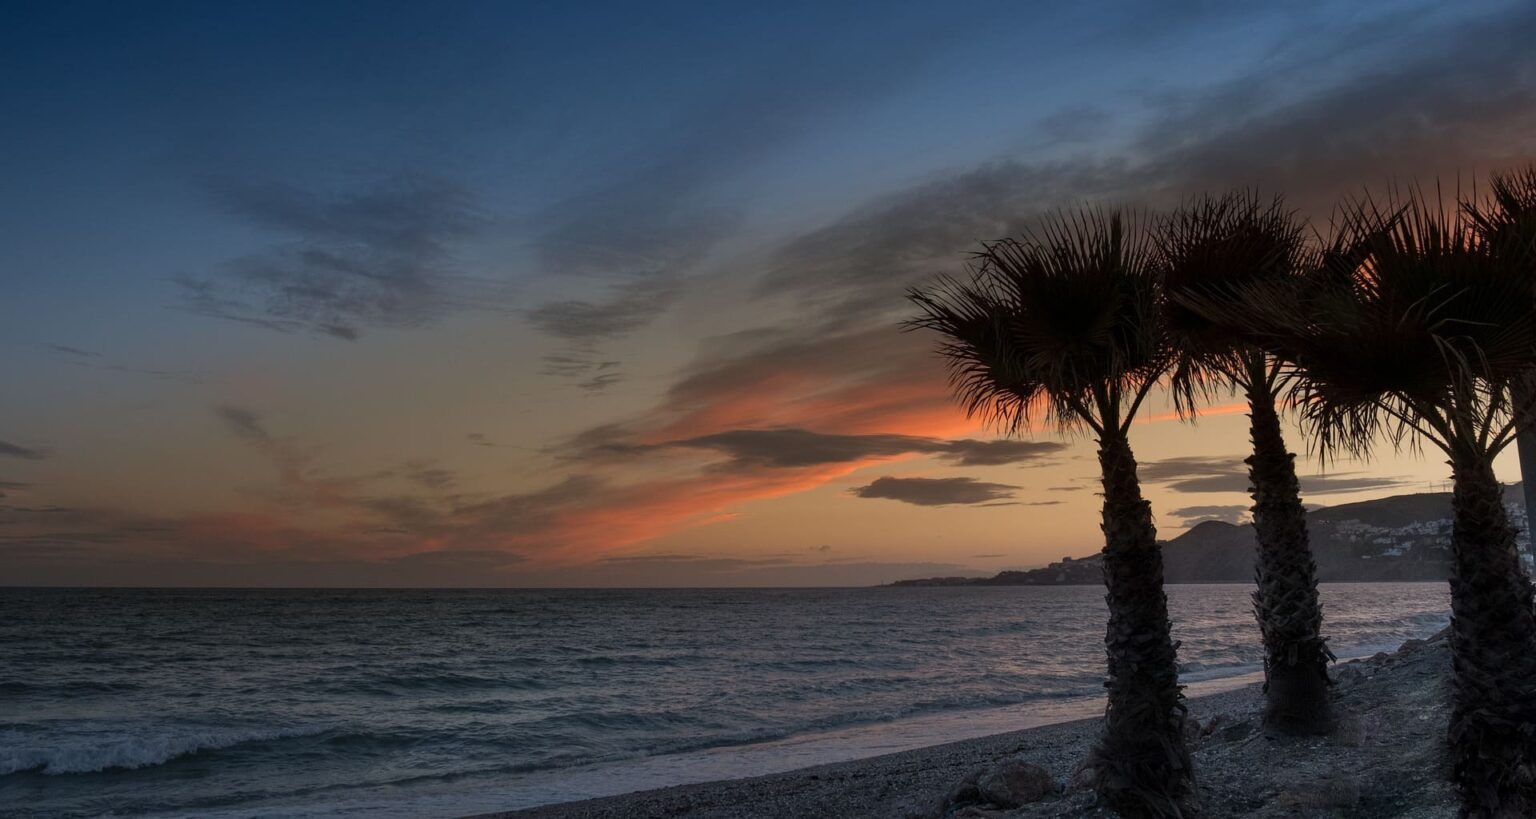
[
  {"left": 1466, "top": 166, "right": 1536, "bottom": 530},
  {"left": 909, "top": 209, "right": 1194, "bottom": 818},
  {"left": 1155, "top": 193, "right": 1333, "bottom": 735},
  {"left": 1224, "top": 189, "right": 1536, "bottom": 817}
]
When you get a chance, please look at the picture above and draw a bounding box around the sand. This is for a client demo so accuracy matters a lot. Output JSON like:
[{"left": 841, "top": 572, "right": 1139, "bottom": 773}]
[{"left": 476, "top": 633, "right": 1458, "bottom": 818}]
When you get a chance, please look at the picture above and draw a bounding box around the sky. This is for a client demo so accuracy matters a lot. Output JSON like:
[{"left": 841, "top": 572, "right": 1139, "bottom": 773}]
[{"left": 4, "top": 0, "right": 1536, "bottom": 587}]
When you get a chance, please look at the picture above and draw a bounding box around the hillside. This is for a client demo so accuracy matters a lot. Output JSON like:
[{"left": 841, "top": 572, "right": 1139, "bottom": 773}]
[{"left": 892, "top": 484, "right": 1532, "bottom": 586}]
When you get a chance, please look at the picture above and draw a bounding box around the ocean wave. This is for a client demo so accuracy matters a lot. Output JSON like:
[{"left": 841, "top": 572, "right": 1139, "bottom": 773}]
[
  {"left": 0, "top": 679, "right": 140, "bottom": 695},
  {"left": 0, "top": 725, "right": 325, "bottom": 776}
]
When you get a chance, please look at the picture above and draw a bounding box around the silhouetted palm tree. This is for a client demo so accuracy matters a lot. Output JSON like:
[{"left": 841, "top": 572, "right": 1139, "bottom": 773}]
[
  {"left": 1155, "top": 193, "right": 1333, "bottom": 735},
  {"left": 909, "top": 209, "right": 1193, "bottom": 818},
  {"left": 1466, "top": 166, "right": 1536, "bottom": 529},
  {"left": 1225, "top": 190, "right": 1536, "bottom": 817}
]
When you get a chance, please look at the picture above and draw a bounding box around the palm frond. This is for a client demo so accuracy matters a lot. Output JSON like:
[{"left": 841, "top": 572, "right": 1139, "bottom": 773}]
[
  {"left": 1155, "top": 190, "right": 1309, "bottom": 412},
  {"left": 1190, "top": 185, "right": 1536, "bottom": 460},
  {"left": 908, "top": 207, "right": 1171, "bottom": 435}
]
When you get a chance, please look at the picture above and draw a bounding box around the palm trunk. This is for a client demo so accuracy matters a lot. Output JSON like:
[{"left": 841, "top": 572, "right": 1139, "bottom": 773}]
[
  {"left": 1446, "top": 453, "right": 1536, "bottom": 818},
  {"left": 1090, "top": 430, "right": 1194, "bottom": 818},
  {"left": 1511, "top": 383, "right": 1536, "bottom": 537},
  {"left": 1245, "top": 380, "right": 1332, "bottom": 734}
]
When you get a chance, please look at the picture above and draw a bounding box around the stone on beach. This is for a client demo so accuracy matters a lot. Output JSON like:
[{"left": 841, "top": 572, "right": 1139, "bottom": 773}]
[{"left": 975, "top": 756, "right": 1056, "bottom": 807}]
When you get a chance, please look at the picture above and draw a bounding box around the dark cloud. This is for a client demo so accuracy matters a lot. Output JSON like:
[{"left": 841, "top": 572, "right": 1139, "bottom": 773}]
[
  {"left": 45, "top": 344, "right": 202, "bottom": 383},
  {"left": 0, "top": 439, "right": 48, "bottom": 461},
  {"left": 214, "top": 405, "right": 275, "bottom": 448},
  {"left": 673, "top": 428, "right": 931, "bottom": 468},
  {"left": 1140, "top": 455, "right": 1246, "bottom": 484},
  {"left": 1142, "top": 454, "right": 1413, "bottom": 496},
  {"left": 577, "top": 372, "right": 624, "bottom": 393},
  {"left": 754, "top": 2, "right": 1536, "bottom": 329},
  {"left": 851, "top": 476, "right": 1018, "bottom": 507},
  {"left": 1169, "top": 505, "right": 1250, "bottom": 525},
  {"left": 1300, "top": 474, "right": 1418, "bottom": 496},
  {"left": 403, "top": 462, "right": 455, "bottom": 492},
  {"left": 177, "top": 176, "right": 495, "bottom": 340},
  {"left": 213, "top": 404, "right": 309, "bottom": 486},
  {"left": 48, "top": 344, "right": 100, "bottom": 358},
  {"left": 941, "top": 439, "right": 1069, "bottom": 466},
  {"left": 659, "top": 428, "right": 1065, "bottom": 471},
  {"left": 526, "top": 272, "right": 682, "bottom": 343}
]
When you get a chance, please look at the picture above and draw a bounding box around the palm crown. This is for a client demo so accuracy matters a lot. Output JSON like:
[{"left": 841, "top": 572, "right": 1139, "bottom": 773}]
[
  {"left": 1226, "top": 191, "right": 1536, "bottom": 460},
  {"left": 907, "top": 208, "right": 1169, "bottom": 437}
]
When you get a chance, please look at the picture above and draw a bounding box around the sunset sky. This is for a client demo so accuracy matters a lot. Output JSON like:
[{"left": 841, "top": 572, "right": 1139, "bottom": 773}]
[{"left": 5, "top": 0, "right": 1536, "bottom": 586}]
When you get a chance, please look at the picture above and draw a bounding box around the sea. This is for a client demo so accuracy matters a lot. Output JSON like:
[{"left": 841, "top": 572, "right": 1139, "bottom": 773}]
[{"left": 0, "top": 584, "right": 1450, "bottom": 819}]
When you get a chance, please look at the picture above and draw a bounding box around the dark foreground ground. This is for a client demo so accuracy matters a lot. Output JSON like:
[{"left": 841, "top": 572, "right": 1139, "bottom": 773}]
[{"left": 479, "top": 633, "right": 1456, "bottom": 818}]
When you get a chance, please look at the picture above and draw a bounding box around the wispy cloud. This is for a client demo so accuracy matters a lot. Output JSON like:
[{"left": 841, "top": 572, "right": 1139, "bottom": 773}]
[
  {"left": 851, "top": 476, "right": 1018, "bottom": 507},
  {"left": 1168, "top": 504, "right": 1250, "bottom": 525},
  {"left": 1142, "top": 454, "right": 1414, "bottom": 496},
  {"left": 0, "top": 439, "right": 48, "bottom": 461},
  {"left": 177, "top": 176, "right": 497, "bottom": 340}
]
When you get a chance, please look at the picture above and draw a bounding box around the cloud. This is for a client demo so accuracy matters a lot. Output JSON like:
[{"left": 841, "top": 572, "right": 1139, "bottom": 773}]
[
  {"left": 1168, "top": 504, "right": 1250, "bottom": 525},
  {"left": 527, "top": 274, "right": 680, "bottom": 392},
  {"left": 940, "top": 439, "right": 1069, "bottom": 466},
  {"left": 851, "top": 476, "right": 1018, "bottom": 506},
  {"left": 402, "top": 462, "right": 455, "bottom": 492},
  {"left": 0, "top": 439, "right": 48, "bottom": 461},
  {"left": 45, "top": 343, "right": 203, "bottom": 383},
  {"left": 177, "top": 176, "right": 494, "bottom": 340},
  {"left": 1141, "top": 454, "right": 1413, "bottom": 496},
  {"left": 213, "top": 404, "right": 310, "bottom": 488},
  {"left": 671, "top": 429, "right": 934, "bottom": 469},
  {"left": 754, "top": 2, "right": 1536, "bottom": 330},
  {"left": 1141, "top": 455, "right": 1247, "bottom": 487},
  {"left": 642, "top": 428, "right": 1066, "bottom": 471},
  {"left": 48, "top": 345, "right": 100, "bottom": 358},
  {"left": 1300, "top": 474, "right": 1418, "bottom": 496},
  {"left": 526, "top": 272, "right": 682, "bottom": 343}
]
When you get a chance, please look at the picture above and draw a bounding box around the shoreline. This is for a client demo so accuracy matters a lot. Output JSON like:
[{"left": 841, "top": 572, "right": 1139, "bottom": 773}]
[{"left": 474, "top": 633, "right": 1456, "bottom": 819}]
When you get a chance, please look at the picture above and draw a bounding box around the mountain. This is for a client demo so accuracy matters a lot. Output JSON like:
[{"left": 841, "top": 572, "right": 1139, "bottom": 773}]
[{"left": 891, "top": 484, "right": 1532, "bottom": 586}]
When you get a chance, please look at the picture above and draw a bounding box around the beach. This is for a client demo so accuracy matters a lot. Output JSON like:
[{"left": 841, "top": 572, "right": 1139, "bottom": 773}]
[{"left": 485, "top": 632, "right": 1457, "bottom": 819}]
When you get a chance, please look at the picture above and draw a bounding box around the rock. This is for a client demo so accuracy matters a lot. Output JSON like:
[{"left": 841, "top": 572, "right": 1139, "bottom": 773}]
[
  {"left": 1068, "top": 758, "right": 1096, "bottom": 792},
  {"left": 1279, "top": 775, "right": 1362, "bottom": 809},
  {"left": 1200, "top": 714, "right": 1228, "bottom": 738},
  {"left": 935, "top": 768, "right": 984, "bottom": 815},
  {"left": 1334, "top": 715, "right": 1368, "bottom": 747},
  {"left": 1214, "top": 719, "right": 1255, "bottom": 743},
  {"left": 976, "top": 756, "right": 1056, "bottom": 807},
  {"left": 951, "top": 807, "right": 1005, "bottom": 819},
  {"left": 1181, "top": 715, "right": 1203, "bottom": 744}
]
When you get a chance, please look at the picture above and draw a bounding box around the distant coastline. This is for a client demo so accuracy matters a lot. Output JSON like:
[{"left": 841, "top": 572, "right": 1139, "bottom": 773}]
[{"left": 892, "top": 484, "right": 1531, "bottom": 586}]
